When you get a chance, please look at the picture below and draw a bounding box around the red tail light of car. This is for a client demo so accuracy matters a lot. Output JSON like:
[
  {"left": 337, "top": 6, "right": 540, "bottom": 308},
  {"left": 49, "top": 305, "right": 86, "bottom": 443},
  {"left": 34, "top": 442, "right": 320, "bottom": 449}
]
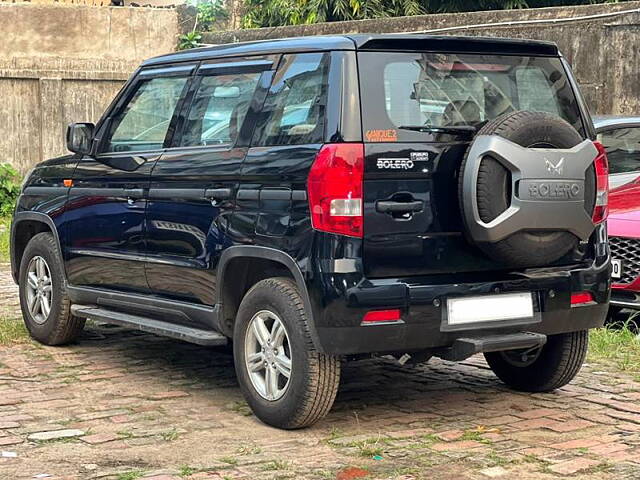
[
  {"left": 571, "top": 291, "right": 595, "bottom": 306},
  {"left": 592, "top": 140, "right": 609, "bottom": 225},
  {"left": 362, "top": 309, "right": 402, "bottom": 324},
  {"left": 307, "top": 143, "right": 364, "bottom": 238}
]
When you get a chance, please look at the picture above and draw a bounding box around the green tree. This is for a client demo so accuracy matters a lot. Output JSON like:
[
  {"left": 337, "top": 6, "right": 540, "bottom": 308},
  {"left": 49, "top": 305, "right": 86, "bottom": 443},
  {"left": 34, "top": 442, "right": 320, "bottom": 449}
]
[
  {"left": 178, "top": 0, "right": 228, "bottom": 50},
  {"left": 196, "top": 0, "right": 228, "bottom": 31},
  {"left": 423, "top": 0, "right": 621, "bottom": 12},
  {"left": 241, "top": 0, "right": 425, "bottom": 28},
  {"left": 241, "top": 0, "right": 627, "bottom": 28}
]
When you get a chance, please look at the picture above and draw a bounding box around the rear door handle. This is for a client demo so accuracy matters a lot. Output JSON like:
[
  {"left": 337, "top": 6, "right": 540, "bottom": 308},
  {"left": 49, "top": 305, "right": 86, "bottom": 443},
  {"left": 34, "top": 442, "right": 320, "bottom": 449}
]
[
  {"left": 204, "top": 188, "right": 233, "bottom": 200},
  {"left": 376, "top": 200, "right": 423, "bottom": 214}
]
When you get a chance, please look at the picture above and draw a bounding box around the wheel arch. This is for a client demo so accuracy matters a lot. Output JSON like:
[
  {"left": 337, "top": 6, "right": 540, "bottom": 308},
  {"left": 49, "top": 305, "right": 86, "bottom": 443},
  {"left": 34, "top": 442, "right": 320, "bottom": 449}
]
[
  {"left": 11, "top": 212, "right": 64, "bottom": 284},
  {"left": 215, "top": 246, "right": 322, "bottom": 351}
]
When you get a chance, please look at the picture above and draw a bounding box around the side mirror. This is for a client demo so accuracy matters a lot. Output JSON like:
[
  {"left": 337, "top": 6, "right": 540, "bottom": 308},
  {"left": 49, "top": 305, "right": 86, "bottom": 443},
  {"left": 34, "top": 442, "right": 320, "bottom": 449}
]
[{"left": 66, "top": 123, "right": 95, "bottom": 155}]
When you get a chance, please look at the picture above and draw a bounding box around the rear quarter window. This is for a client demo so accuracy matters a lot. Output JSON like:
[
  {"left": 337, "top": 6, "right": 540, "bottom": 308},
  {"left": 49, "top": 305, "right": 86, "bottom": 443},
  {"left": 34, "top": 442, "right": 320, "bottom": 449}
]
[
  {"left": 358, "top": 52, "right": 584, "bottom": 142},
  {"left": 251, "top": 53, "right": 329, "bottom": 146}
]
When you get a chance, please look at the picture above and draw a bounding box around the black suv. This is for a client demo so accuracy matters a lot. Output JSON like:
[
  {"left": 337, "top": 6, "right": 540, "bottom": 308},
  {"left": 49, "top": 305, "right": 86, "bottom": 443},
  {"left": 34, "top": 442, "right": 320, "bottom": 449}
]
[{"left": 11, "top": 35, "right": 610, "bottom": 429}]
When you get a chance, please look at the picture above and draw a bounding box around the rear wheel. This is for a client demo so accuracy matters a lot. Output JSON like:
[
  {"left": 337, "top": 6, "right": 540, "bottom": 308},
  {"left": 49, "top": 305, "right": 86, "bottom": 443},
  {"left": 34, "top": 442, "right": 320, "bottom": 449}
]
[
  {"left": 485, "top": 331, "right": 587, "bottom": 392},
  {"left": 18, "top": 232, "right": 85, "bottom": 345},
  {"left": 233, "top": 277, "right": 340, "bottom": 429}
]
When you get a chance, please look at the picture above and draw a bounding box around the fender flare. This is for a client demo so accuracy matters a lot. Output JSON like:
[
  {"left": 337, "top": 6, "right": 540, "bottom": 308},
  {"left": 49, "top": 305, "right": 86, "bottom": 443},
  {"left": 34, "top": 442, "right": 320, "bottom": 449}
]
[
  {"left": 215, "top": 246, "right": 323, "bottom": 352},
  {"left": 11, "top": 212, "right": 64, "bottom": 284}
]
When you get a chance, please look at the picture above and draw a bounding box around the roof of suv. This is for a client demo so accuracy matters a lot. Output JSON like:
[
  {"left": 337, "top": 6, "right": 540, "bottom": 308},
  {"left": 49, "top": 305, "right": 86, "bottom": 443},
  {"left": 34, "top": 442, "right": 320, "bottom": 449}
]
[{"left": 143, "top": 34, "right": 560, "bottom": 67}]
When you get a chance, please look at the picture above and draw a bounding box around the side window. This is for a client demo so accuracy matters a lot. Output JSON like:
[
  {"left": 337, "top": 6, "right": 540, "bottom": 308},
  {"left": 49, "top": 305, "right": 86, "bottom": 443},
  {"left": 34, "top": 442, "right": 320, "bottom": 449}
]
[
  {"left": 103, "top": 76, "right": 188, "bottom": 153},
  {"left": 598, "top": 127, "right": 640, "bottom": 174},
  {"left": 180, "top": 71, "right": 261, "bottom": 147},
  {"left": 252, "top": 53, "right": 329, "bottom": 147}
]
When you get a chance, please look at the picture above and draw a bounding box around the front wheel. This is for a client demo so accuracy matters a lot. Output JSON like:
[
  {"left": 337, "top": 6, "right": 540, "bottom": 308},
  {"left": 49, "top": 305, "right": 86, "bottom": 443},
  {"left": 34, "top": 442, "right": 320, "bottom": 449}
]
[
  {"left": 18, "top": 232, "right": 85, "bottom": 345},
  {"left": 485, "top": 331, "right": 588, "bottom": 392},
  {"left": 233, "top": 277, "right": 340, "bottom": 429}
]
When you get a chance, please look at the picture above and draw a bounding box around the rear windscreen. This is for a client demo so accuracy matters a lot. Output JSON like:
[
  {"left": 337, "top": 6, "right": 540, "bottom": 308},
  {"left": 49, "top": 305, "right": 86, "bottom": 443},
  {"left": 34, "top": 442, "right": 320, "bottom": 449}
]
[{"left": 358, "top": 52, "right": 584, "bottom": 142}]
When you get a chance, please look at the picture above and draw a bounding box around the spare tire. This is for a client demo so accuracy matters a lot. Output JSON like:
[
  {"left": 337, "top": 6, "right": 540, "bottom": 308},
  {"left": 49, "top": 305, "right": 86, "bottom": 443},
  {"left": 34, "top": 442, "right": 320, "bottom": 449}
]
[{"left": 458, "top": 111, "right": 596, "bottom": 267}]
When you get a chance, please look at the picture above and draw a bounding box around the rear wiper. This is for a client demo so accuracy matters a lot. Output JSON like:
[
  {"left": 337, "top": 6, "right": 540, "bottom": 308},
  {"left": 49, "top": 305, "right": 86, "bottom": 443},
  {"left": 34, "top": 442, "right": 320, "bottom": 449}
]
[{"left": 399, "top": 125, "right": 478, "bottom": 135}]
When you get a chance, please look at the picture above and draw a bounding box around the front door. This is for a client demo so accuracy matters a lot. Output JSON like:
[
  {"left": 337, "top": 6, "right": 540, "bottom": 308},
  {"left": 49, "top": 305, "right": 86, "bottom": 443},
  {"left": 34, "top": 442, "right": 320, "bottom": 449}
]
[
  {"left": 144, "top": 59, "right": 274, "bottom": 309},
  {"left": 65, "top": 68, "right": 193, "bottom": 293}
]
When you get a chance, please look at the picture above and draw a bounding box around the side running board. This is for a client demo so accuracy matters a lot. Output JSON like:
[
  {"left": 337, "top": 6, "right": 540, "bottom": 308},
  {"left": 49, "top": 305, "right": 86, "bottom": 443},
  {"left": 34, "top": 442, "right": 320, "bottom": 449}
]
[{"left": 71, "top": 305, "right": 228, "bottom": 346}]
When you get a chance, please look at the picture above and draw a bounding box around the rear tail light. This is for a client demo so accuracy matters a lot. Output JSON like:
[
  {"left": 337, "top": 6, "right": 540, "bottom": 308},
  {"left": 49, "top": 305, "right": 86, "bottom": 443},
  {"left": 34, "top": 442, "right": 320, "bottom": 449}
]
[
  {"left": 307, "top": 143, "right": 364, "bottom": 238},
  {"left": 592, "top": 141, "right": 609, "bottom": 224},
  {"left": 571, "top": 291, "right": 595, "bottom": 306},
  {"left": 362, "top": 309, "right": 402, "bottom": 324}
]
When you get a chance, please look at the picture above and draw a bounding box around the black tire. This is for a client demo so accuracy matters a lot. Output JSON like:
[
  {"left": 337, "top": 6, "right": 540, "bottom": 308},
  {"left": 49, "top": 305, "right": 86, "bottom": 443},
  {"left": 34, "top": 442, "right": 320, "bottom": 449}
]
[
  {"left": 18, "top": 232, "right": 85, "bottom": 345},
  {"left": 485, "top": 330, "right": 588, "bottom": 392},
  {"left": 233, "top": 277, "right": 340, "bottom": 429},
  {"left": 459, "top": 111, "right": 596, "bottom": 267}
]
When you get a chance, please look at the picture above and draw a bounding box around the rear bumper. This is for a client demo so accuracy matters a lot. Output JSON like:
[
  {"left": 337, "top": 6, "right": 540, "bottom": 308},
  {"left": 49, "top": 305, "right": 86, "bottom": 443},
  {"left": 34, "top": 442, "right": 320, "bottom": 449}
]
[
  {"left": 316, "top": 303, "right": 607, "bottom": 355},
  {"left": 311, "top": 260, "right": 610, "bottom": 356}
]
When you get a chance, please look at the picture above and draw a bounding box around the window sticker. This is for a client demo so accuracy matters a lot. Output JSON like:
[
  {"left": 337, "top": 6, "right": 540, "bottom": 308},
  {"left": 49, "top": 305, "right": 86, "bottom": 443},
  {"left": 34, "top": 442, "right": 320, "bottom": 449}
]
[{"left": 366, "top": 129, "right": 398, "bottom": 142}]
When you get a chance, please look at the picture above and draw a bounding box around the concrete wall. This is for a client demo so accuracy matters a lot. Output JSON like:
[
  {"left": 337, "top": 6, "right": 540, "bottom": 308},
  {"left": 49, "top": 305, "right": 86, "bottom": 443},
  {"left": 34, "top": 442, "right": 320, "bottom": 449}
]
[
  {"left": 203, "top": 2, "right": 640, "bottom": 119},
  {"left": 5, "top": 2, "right": 640, "bottom": 172},
  {"left": 0, "top": 4, "right": 178, "bottom": 172}
]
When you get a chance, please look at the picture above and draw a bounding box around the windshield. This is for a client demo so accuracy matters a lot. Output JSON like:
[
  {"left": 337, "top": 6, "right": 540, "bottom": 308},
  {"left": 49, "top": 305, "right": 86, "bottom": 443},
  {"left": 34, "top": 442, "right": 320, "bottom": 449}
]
[{"left": 358, "top": 52, "right": 584, "bottom": 142}]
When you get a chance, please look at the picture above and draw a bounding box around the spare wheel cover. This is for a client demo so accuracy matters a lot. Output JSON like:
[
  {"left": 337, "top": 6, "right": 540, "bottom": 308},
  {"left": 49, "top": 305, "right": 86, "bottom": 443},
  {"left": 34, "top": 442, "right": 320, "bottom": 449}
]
[{"left": 458, "top": 111, "right": 596, "bottom": 267}]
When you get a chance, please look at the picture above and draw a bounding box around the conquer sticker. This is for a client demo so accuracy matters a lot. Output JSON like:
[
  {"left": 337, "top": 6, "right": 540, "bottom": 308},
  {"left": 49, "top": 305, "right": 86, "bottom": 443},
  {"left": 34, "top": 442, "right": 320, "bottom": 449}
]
[{"left": 366, "top": 129, "right": 398, "bottom": 142}]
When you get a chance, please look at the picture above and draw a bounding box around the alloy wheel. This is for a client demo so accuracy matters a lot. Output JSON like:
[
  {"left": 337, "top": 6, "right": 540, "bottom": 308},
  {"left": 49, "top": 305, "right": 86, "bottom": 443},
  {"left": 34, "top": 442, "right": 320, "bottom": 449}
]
[
  {"left": 244, "top": 309, "right": 292, "bottom": 401},
  {"left": 25, "top": 256, "right": 53, "bottom": 325}
]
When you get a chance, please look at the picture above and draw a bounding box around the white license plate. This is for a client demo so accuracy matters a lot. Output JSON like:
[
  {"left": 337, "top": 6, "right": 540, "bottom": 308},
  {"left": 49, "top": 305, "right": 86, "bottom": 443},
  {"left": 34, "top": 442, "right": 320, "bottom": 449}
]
[
  {"left": 611, "top": 259, "right": 622, "bottom": 279},
  {"left": 447, "top": 292, "right": 534, "bottom": 326}
]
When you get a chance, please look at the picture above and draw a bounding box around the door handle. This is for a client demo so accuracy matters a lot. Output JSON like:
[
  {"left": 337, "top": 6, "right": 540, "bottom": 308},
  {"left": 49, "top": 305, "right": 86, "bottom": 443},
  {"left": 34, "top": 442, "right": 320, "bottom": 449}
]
[
  {"left": 204, "top": 188, "right": 233, "bottom": 200},
  {"left": 376, "top": 200, "right": 423, "bottom": 214}
]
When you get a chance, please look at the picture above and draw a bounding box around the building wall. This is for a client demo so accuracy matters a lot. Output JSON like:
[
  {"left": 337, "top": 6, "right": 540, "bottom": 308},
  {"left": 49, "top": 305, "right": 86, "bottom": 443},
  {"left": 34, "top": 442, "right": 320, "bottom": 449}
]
[
  {"left": 0, "top": 4, "right": 178, "bottom": 172},
  {"left": 4, "top": 2, "right": 640, "bottom": 171},
  {"left": 203, "top": 2, "right": 640, "bottom": 119}
]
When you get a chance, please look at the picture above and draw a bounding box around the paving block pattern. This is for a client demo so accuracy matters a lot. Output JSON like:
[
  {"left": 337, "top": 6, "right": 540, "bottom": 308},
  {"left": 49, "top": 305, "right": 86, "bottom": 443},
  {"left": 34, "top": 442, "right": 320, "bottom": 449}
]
[{"left": 0, "top": 264, "right": 639, "bottom": 479}]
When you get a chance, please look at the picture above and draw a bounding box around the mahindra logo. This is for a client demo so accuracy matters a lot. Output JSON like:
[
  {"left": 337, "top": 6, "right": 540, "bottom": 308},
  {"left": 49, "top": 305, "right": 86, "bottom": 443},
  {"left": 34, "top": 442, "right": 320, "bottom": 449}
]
[{"left": 545, "top": 158, "right": 564, "bottom": 175}]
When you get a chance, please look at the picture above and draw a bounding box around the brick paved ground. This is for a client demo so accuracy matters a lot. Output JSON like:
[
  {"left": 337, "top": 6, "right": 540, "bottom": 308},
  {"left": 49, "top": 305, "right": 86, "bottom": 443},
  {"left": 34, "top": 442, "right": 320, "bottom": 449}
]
[{"left": 0, "top": 264, "right": 639, "bottom": 480}]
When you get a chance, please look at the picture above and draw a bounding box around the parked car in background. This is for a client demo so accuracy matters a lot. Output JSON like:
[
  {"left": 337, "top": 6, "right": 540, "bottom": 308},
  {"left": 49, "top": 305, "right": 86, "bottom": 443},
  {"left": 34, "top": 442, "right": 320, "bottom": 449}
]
[{"left": 594, "top": 116, "right": 640, "bottom": 321}]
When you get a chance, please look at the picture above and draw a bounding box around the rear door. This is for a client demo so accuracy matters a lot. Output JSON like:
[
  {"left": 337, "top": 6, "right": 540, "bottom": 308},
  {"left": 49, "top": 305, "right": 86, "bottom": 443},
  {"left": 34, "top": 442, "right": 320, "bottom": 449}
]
[
  {"left": 235, "top": 52, "right": 331, "bottom": 247},
  {"left": 357, "top": 51, "right": 586, "bottom": 278},
  {"left": 144, "top": 58, "right": 274, "bottom": 309},
  {"left": 66, "top": 67, "right": 192, "bottom": 292}
]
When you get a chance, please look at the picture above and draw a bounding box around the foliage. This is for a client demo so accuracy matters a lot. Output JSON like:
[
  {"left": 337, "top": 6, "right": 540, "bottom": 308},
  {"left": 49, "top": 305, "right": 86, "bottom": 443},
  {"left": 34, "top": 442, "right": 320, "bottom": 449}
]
[
  {"left": 241, "top": 0, "right": 627, "bottom": 28},
  {"left": 0, "top": 217, "right": 10, "bottom": 263},
  {"left": 178, "top": 0, "right": 228, "bottom": 50},
  {"left": 116, "top": 471, "right": 145, "bottom": 480},
  {"left": 0, "top": 164, "right": 21, "bottom": 218},
  {"left": 0, "top": 314, "right": 29, "bottom": 345},
  {"left": 196, "top": 0, "right": 228, "bottom": 31},
  {"left": 179, "top": 31, "right": 203, "bottom": 50},
  {"left": 241, "top": 0, "right": 425, "bottom": 27},
  {"left": 589, "top": 318, "right": 640, "bottom": 375}
]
